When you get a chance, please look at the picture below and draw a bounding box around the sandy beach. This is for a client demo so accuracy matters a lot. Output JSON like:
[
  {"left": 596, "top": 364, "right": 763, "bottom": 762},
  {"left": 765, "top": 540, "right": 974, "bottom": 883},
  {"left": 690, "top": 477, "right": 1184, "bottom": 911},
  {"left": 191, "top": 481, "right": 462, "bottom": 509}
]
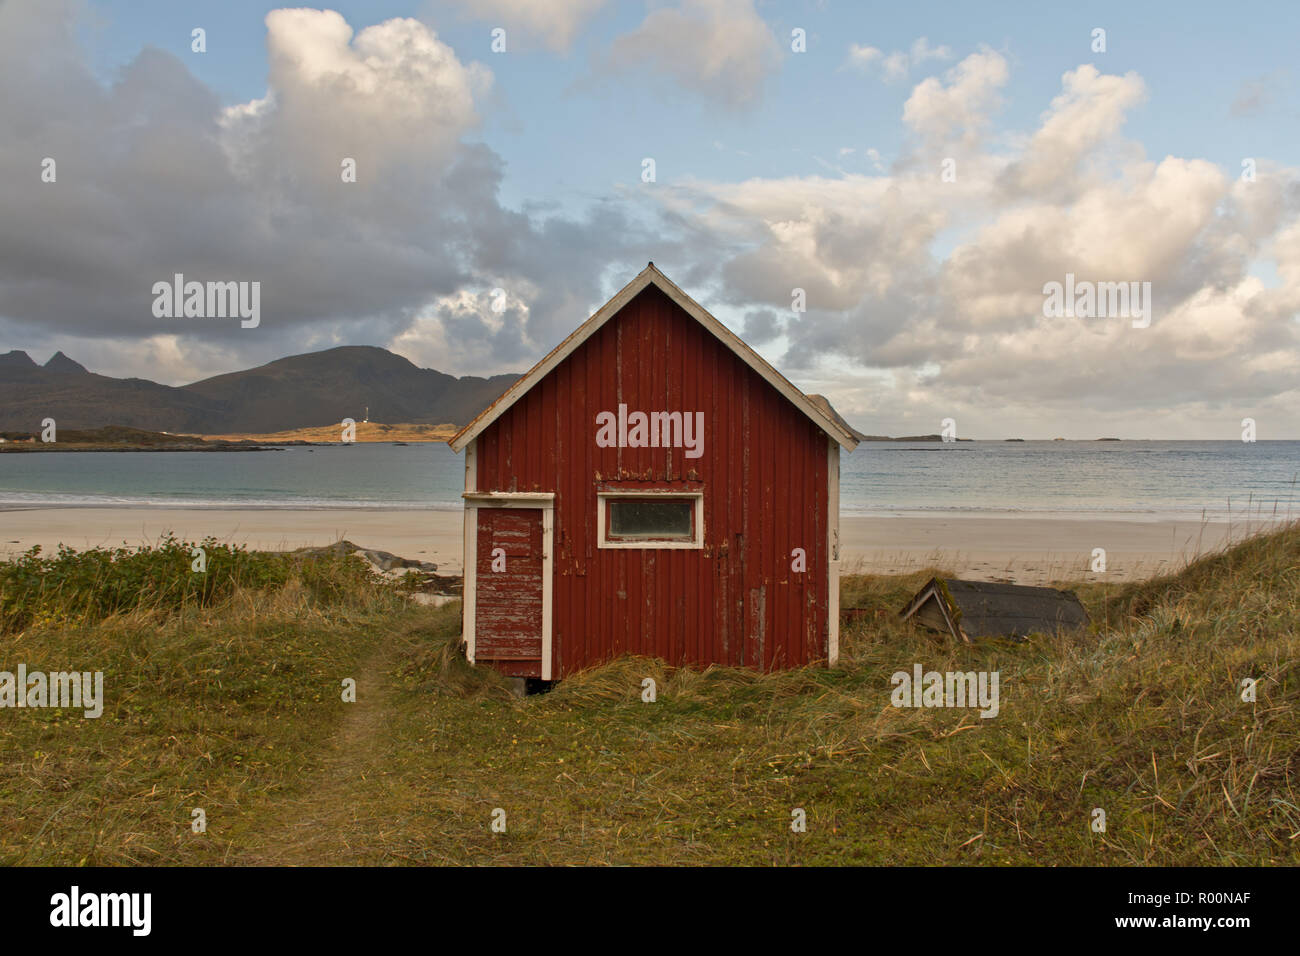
[
  {"left": 837, "top": 515, "right": 1245, "bottom": 582},
  {"left": 0, "top": 507, "right": 1261, "bottom": 583}
]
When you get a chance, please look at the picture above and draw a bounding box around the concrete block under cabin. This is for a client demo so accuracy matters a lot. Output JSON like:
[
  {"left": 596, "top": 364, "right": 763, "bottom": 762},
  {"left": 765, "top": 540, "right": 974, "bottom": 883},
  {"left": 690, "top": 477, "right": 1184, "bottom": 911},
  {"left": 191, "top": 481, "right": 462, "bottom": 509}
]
[
  {"left": 901, "top": 577, "right": 1089, "bottom": 643},
  {"left": 448, "top": 263, "right": 860, "bottom": 681}
]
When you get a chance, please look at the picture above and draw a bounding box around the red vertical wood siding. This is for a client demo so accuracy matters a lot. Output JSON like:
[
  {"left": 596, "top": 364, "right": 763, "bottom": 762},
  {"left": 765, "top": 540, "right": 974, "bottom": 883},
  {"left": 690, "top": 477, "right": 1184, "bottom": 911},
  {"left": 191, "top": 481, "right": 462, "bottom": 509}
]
[{"left": 474, "top": 285, "right": 830, "bottom": 677}]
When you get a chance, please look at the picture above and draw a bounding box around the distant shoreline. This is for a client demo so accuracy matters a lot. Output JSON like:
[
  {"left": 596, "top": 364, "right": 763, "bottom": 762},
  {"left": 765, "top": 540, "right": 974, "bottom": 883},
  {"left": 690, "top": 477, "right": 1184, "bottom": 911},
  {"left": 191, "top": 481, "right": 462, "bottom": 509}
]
[
  {"left": 0, "top": 445, "right": 277, "bottom": 453},
  {"left": 0, "top": 422, "right": 457, "bottom": 451}
]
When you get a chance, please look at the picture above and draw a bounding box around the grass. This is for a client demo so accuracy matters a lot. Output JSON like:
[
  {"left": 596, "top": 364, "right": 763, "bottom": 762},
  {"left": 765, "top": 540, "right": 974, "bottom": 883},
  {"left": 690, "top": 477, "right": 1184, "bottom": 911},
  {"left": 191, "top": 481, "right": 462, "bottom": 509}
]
[
  {"left": 1, "top": 525, "right": 1297, "bottom": 865},
  {"left": 0, "top": 535, "right": 377, "bottom": 632}
]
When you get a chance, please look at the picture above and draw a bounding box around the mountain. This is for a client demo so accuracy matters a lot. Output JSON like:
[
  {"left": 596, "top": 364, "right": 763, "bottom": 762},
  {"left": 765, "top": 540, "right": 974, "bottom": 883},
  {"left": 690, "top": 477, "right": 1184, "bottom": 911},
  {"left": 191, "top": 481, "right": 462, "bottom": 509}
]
[
  {"left": 180, "top": 346, "right": 517, "bottom": 433},
  {"left": 0, "top": 346, "right": 521, "bottom": 433},
  {"left": 0, "top": 350, "right": 38, "bottom": 370},
  {"left": 44, "top": 351, "right": 88, "bottom": 374}
]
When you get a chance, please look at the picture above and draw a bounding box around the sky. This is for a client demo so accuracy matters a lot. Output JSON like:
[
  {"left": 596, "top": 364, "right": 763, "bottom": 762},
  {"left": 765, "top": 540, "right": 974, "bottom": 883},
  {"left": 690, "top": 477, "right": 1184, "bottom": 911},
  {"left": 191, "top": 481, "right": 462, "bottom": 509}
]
[{"left": 1, "top": 0, "right": 1297, "bottom": 438}]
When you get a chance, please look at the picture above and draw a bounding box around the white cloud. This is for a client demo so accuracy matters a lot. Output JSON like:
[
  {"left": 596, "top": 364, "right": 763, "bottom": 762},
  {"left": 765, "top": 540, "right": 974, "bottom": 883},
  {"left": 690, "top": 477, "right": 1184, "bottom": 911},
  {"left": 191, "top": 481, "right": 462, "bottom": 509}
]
[
  {"left": 909, "top": 37, "right": 952, "bottom": 65},
  {"left": 222, "top": 10, "right": 490, "bottom": 188},
  {"left": 845, "top": 36, "right": 952, "bottom": 83},
  {"left": 441, "top": 0, "right": 607, "bottom": 52},
  {"left": 846, "top": 44, "right": 881, "bottom": 66},
  {"left": 646, "top": 57, "right": 1300, "bottom": 431},
  {"left": 903, "top": 48, "right": 1009, "bottom": 150},
  {"left": 601, "top": 0, "right": 781, "bottom": 107},
  {"left": 999, "top": 65, "right": 1147, "bottom": 198}
]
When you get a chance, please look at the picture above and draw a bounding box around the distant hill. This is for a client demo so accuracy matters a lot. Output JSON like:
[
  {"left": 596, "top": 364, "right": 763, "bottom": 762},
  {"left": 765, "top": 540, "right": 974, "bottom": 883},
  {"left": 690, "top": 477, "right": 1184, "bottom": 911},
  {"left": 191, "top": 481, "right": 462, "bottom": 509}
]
[{"left": 0, "top": 346, "right": 520, "bottom": 433}]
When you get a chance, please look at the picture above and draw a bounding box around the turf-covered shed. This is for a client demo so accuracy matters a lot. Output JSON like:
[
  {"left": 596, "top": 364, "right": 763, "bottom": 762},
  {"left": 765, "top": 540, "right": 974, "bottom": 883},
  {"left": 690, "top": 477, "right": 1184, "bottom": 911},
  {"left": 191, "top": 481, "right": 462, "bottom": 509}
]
[{"left": 901, "top": 577, "right": 1089, "bottom": 643}]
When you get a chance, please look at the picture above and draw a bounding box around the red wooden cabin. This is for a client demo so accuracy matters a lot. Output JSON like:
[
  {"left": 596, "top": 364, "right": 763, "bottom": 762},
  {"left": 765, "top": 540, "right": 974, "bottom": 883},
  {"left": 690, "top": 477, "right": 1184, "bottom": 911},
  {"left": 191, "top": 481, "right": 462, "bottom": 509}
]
[{"left": 449, "top": 264, "right": 859, "bottom": 680}]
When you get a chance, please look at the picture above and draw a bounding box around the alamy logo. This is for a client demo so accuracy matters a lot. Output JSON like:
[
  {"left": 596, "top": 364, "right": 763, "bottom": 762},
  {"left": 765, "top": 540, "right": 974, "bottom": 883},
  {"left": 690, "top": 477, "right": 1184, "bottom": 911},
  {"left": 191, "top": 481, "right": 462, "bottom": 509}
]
[
  {"left": 595, "top": 403, "right": 704, "bottom": 459},
  {"left": 1042, "top": 273, "right": 1152, "bottom": 328},
  {"left": 152, "top": 273, "right": 260, "bottom": 328},
  {"left": 890, "top": 664, "right": 1000, "bottom": 718},
  {"left": 50, "top": 886, "right": 151, "bottom": 936},
  {"left": 0, "top": 666, "right": 103, "bottom": 718}
]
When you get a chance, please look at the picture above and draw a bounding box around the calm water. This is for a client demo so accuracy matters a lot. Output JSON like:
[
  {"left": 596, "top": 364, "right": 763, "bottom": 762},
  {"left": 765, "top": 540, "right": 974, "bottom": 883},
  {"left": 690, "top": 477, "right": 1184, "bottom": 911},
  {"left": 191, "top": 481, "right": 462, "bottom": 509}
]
[{"left": 0, "top": 441, "right": 1297, "bottom": 522}]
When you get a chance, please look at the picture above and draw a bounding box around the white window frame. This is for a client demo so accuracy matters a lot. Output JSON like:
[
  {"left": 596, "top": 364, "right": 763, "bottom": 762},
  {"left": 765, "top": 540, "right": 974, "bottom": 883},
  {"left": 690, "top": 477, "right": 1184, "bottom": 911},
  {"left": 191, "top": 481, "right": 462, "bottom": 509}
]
[{"left": 597, "top": 489, "right": 704, "bottom": 550}]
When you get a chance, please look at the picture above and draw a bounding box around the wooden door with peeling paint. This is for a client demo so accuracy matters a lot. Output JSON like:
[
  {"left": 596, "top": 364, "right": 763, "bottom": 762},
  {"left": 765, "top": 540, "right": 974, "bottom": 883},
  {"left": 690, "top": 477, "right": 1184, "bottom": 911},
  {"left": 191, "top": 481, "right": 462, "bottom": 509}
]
[{"left": 475, "top": 508, "right": 544, "bottom": 677}]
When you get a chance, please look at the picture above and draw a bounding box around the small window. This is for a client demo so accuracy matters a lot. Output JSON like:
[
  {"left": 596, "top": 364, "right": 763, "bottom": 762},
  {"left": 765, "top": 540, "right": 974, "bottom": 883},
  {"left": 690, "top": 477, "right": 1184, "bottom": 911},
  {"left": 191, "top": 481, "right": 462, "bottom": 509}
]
[
  {"left": 610, "top": 498, "right": 692, "bottom": 538},
  {"left": 598, "top": 492, "right": 703, "bottom": 549}
]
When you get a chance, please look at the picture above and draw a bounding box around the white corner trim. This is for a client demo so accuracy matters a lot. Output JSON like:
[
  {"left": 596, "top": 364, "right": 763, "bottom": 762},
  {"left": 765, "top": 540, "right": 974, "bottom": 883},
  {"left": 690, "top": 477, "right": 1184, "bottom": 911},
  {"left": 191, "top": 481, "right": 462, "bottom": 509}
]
[
  {"left": 541, "top": 507, "right": 553, "bottom": 680},
  {"left": 462, "top": 439, "right": 477, "bottom": 665},
  {"left": 827, "top": 438, "right": 841, "bottom": 667}
]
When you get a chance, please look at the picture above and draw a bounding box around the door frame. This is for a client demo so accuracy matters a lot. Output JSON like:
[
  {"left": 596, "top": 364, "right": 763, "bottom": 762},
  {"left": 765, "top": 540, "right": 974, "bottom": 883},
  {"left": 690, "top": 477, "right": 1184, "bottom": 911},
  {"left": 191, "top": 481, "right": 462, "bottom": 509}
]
[{"left": 462, "top": 489, "right": 555, "bottom": 680}]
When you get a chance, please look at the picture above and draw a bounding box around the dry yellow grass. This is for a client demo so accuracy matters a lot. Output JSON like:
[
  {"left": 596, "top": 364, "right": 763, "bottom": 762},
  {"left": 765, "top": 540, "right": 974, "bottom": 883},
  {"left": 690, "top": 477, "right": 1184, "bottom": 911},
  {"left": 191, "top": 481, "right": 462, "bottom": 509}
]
[{"left": 187, "top": 421, "right": 457, "bottom": 443}]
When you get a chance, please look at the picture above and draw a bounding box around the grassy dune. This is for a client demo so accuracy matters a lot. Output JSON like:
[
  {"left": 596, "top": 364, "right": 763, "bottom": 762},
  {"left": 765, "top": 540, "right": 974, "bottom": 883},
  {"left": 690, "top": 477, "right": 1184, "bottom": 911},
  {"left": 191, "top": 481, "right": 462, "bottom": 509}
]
[{"left": 1, "top": 525, "right": 1296, "bottom": 865}]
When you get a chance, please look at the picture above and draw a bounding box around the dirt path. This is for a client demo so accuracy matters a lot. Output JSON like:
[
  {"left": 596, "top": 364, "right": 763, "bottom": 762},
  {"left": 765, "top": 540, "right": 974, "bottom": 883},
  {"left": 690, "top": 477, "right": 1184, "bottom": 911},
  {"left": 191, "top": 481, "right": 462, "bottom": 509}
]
[{"left": 227, "top": 638, "right": 407, "bottom": 865}]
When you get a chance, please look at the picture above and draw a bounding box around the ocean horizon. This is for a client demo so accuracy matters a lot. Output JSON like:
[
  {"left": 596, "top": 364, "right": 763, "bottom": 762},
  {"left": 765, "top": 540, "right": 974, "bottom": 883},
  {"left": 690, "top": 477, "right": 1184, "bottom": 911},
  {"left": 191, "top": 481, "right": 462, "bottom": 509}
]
[{"left": 2, "top": 439, "right": 1296, "bottom": 524}]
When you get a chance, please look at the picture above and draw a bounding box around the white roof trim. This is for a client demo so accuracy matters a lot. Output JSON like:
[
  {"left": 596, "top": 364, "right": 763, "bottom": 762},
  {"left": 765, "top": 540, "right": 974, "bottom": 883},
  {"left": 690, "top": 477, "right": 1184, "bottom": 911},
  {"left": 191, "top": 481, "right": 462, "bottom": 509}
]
[{"left": 449, "top": 263, "right": 860, "bottom": 453}]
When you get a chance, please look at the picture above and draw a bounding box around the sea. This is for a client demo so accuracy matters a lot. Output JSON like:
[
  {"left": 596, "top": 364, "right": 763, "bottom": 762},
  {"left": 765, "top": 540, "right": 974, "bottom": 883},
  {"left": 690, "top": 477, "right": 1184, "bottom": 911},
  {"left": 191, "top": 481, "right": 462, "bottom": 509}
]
[{"left": 0, "top": 441, "right": 1297, "bottom": 523}]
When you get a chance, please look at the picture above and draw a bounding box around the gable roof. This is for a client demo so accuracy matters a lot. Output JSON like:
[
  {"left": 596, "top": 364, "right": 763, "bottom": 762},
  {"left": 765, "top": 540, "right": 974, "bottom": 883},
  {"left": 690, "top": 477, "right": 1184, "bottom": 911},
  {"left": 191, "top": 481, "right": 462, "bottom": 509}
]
[{"left": 449, "top": 263, "right": 860, "bottom": 453}]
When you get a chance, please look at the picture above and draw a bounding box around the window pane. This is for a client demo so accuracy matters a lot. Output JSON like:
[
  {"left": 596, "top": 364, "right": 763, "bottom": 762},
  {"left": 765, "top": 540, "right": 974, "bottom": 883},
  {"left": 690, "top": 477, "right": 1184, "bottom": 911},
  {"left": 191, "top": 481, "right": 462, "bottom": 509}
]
[{"left": 608, "top": 499, "right": 693, "bottom": 538}]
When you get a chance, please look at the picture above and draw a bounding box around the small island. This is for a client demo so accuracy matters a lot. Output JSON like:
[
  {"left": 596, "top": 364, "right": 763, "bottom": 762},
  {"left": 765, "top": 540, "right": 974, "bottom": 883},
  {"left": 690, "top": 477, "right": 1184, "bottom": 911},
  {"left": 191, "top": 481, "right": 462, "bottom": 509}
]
[{"left": 856, "top": 433, "right": 974, "bottom": 442}]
